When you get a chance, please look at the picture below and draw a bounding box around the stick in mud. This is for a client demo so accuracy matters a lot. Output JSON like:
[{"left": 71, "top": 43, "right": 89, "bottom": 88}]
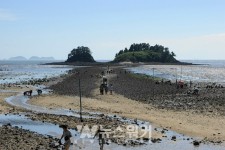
[{"left": 79, "top": 79, "right": 83, "bottom": 122}]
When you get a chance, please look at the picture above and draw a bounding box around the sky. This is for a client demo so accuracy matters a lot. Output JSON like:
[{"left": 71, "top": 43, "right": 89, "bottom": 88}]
[{"left": 0, "top": 0, "right": 225, "bottom": 60}]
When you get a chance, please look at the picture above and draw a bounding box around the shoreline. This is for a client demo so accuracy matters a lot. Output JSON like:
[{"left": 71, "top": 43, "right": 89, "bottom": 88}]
[
  {"left": 1, "top": 64, "right": 225, "bottom": 149},
  {"left": 29, "top": 90, "right": 225, "bottom": 144},
  {"left": 0, "top": 82, "right": 163, "bottom": 147},
  {"left": 0, "top": 86, "right": 58, "bottom": 150},
  {"left": 43, "top": 61, "right": 195, "bottom": 66},
  {"left": 30, "top": 66, "right": 225, "bottom": 143}
]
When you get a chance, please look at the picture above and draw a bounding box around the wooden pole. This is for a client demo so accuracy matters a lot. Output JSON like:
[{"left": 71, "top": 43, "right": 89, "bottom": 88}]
[
  {"left": 79, "top": 79, "right": 83, "bottom": 122},
  {"left": 153, "top": 68, "right": 155, "bottom": 99},
  {"left": 180, "top": 65, "right": 183, "bottom": 81}
]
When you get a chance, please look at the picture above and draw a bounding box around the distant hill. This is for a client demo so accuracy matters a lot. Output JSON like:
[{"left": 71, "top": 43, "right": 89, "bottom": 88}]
[
  {"left": 8, "top": 56, "right": 55, "bottom": 61},
  {"left": 114, "top": 43, "right": 179, "bottom": 63},
  {"left": 9, "top": 56, "right": 27, "bottom": 61},
  {"left": 29, "top": 56, "right": 55, "bottom": 61}
]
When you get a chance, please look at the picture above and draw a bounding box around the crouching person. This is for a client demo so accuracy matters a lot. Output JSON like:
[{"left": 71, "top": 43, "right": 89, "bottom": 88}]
[
  {"left": 24, "top": 90, "right": 32, "bottom": 96},
  {"left": 37, "top": 89, "right": 42, "bottom": 95},
  {"left": 59, "top": 125, "right": 72, "bottom": 150}
]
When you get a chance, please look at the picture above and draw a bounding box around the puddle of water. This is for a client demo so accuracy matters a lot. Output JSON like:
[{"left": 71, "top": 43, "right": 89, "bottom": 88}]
[
  {"left": 5, "top": 94, "right": 94, "bottom": 119},
  {"left": 0, "top": 114, "right": 114, "bottom": 149},
  {"left": 3, "top": 90, "right": 225, "bottom": 150},
  {"left": 0, "top": 89, "right": 18, "bottom": 93},
  {"left": 0, "top": 114, "right": 70, "bottom": 137},
  {"left": 0, "top": 114, "right": 224, "bottom": 150}
]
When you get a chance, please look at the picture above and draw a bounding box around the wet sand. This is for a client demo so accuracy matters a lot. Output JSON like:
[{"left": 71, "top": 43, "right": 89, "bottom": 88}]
[
  {"left": 0, "top": 79, "right": 155, "bottom": 147},
  {"left": 28, "top": 64, "right": 225, "bottom": 144},
  {"left": 110, "top": 68, "right": 225, "bottom": 116},
  {"left": 0, "top": 86, "right": 59, "bottom": 149},
  {"left": 2, "top": 65, "right": 225, "bottom": 148},
  {"left": 29, "top": 91, "right": 225, "bottom": 143},
  {"left": 0, "top": 93, "right": 15, "bottom": 113},
  {"left": 0, "top": 85, "right": 35, "bottom": 113},
  {"left": 50, "top": 67, "right": 103, "bottom": 97}
]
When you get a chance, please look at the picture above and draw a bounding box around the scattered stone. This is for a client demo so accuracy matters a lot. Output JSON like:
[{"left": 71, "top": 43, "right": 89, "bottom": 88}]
[
  {"left": 99, "top": 114, "right": 105, "bottom": 117},
  {"left": 171, "top": 136, "right": 176, "bottom": 141},
  {"left": 193, "top": 140, "right": 200, "bottom": 146},
  {"left": 0, "top": 126, "right": 57, "bottom": 150},
  {"left": 151, "top": 138, "right": 162, "bottom": 143}
]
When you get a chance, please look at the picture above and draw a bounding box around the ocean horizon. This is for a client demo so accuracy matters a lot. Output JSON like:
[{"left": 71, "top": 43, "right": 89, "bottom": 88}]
[{"left": 1, "top": 59, "right": 225, "bottom": 84}]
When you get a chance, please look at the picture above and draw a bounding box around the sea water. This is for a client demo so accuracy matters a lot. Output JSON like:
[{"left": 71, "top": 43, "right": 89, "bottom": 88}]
[
  {"left": 127, "top": 60, "right": 225, "bottom": 84},
  {"left": 0, "top": 60, "right": 73, "bottom": 84},
  {"left": 4, "top": 95, "right": 225, "bottom": 150}
]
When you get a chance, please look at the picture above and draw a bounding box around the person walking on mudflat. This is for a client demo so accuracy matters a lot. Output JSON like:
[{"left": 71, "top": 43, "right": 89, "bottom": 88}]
[
  {"left": 109, "top": 84, "right": 113, "bottom": 95},
  {"left": 100, "top": 84, "right": 104, "bottom": 95},
  {"left": 94, "top": 126, "right": 110, "bottom": 150},
  {"left": 59, "top": 125, "right": 72, "bottom": 150},
  {"left": 105, "top": 84, "right": 108, "bottom": 94}
]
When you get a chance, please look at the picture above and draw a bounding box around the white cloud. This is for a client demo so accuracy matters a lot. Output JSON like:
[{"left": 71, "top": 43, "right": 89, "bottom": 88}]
[{"left": 0, "top": 9, "right": 18, "bottom": 21}]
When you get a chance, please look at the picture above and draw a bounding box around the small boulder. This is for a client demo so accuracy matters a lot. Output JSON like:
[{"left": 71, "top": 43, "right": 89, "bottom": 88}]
[
  {"left": 193, "top": 140, "right": 200, "bottom": 146},
  {"left": 171, "top": 136, "right": 176, "bottom": 141}
]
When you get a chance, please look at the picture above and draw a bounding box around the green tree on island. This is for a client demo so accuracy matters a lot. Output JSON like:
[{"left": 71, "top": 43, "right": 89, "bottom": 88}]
[
  {"left": 66, "top": 46, "right": 95, "bottom": 62},
  {"left": 114, "top": 43, "right": 178, "bottom": 63}
]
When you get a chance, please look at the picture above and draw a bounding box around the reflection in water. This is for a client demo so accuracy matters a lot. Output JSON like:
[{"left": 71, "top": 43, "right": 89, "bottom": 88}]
[
  {"left": 128, "top": 65, "right": 225, "bottom": 84},
  {"left": 4, "top": 92, "right": 225, "bottom": 150},
  {"left": 0, "top": 60, "right": 73, "bottom": 84}
]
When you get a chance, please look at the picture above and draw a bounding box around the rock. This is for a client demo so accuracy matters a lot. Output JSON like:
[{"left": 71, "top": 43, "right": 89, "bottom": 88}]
[
  {"left": 171, "top": 136, "right": 176, "bottom": 141},
  {"left": 151, "top": 138, "right": 161, "bottom": 143},
  {"left": 99, "top": 114, "right": 104, "bottom": 117},
  {"left": 7, "top": 123, "right": 12, "bottom": 126},
  {"left": 193, "top": 140, "right": 200, "bottom": 146},
  {"left": 143, "top": 137, "right": 150, "bottom": 141}
]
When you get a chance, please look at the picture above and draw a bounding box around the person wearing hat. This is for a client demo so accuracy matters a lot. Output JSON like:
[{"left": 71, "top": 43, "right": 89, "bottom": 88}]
[{"left": 59, "top": 125, "right": 72, "bottom": 150}]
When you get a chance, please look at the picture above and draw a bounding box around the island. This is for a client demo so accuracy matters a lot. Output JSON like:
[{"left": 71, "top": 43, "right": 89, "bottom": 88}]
[
  {"left": 9, "top": 56, "right": 27, "bottom": 61},
  {"left": 66, "top": 46, "right": 95, "bottom": 62},
  {"left": 113, "top": 43, "right": 178, "bottom": 63}
]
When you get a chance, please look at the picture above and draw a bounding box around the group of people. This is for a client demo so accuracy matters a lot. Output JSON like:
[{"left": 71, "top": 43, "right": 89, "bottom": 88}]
[
  {"left": 57, "top": 124, "right": 107, "bottom": 150},
  {"left": 23, "top": 89, "right": 42, "bottom": 96},
  {"left": 100, "top": 83, "right": 113, "bottom": 95},
  {"left": 23, "top": 90, "right": 32, "bottom": 96},
  {"left": 99, "top": 75, "right": 113, "bottom": 95}
]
